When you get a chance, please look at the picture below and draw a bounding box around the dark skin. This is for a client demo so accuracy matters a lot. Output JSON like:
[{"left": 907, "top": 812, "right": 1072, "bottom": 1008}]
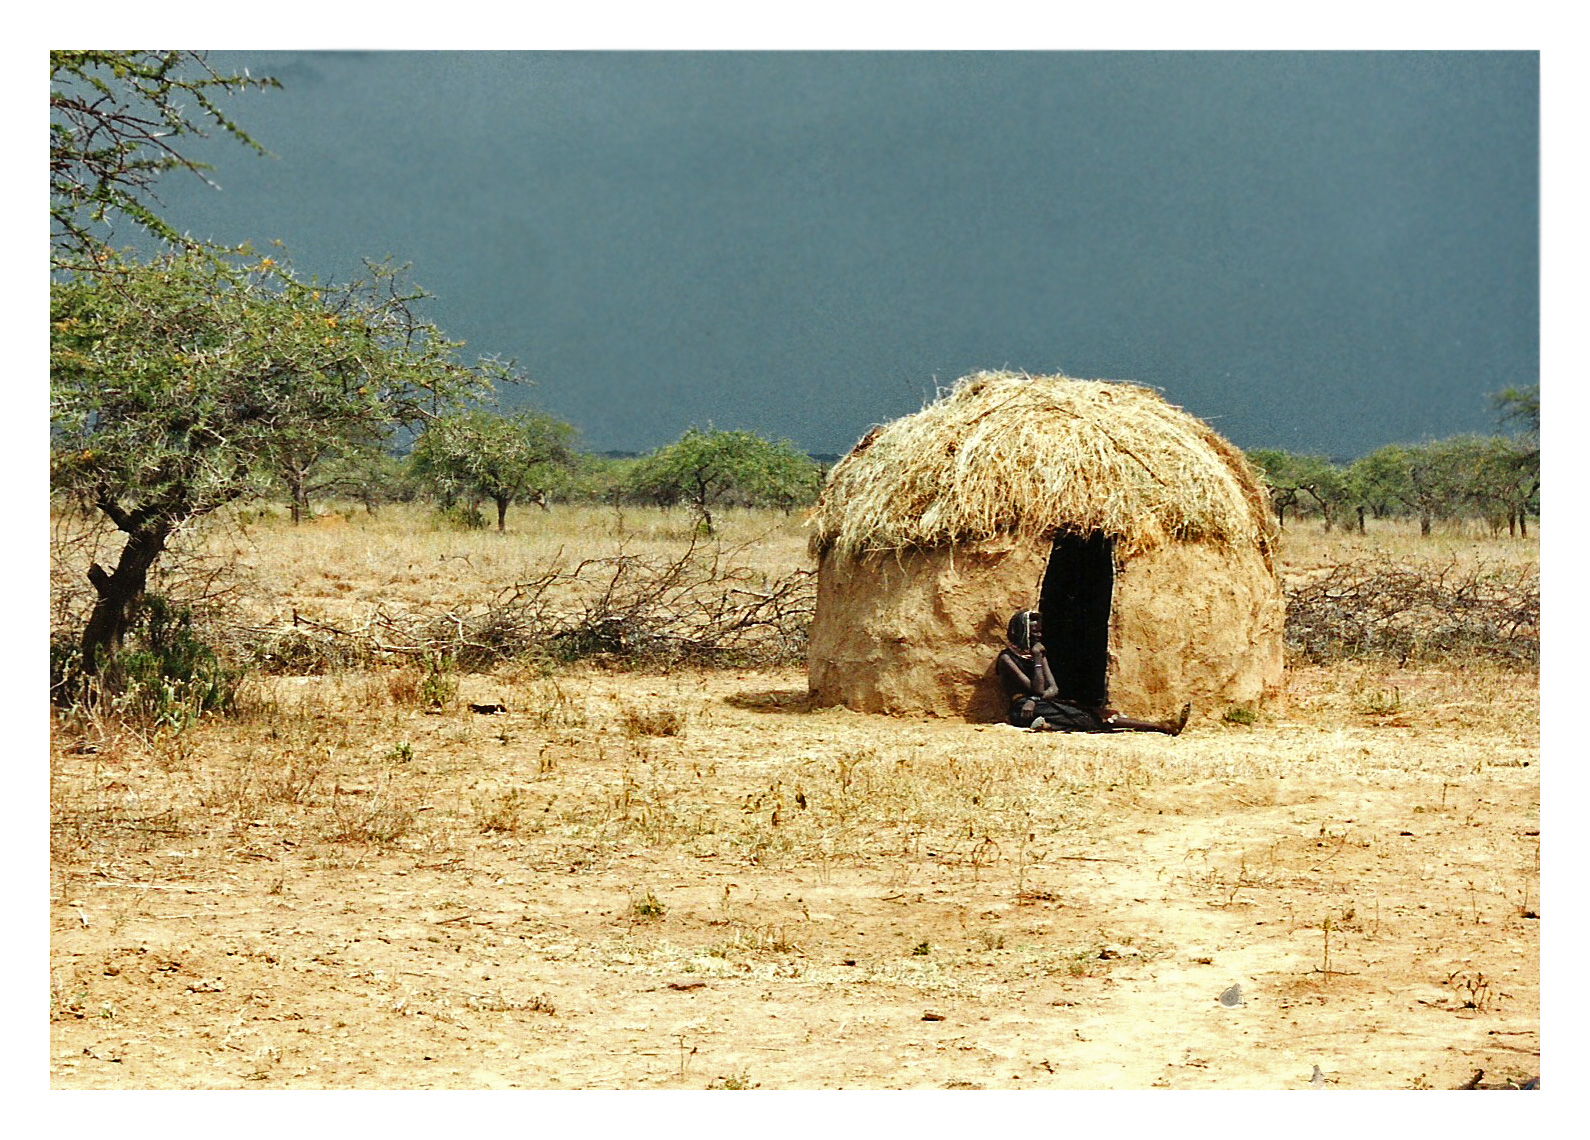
[{"left": 999, "top": 613, "right": 1189, "bottom": 735}]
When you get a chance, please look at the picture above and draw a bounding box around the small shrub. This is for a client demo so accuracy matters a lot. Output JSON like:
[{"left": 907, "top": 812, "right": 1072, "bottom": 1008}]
[
  {"left": 323, "top": 786, "right": 416, "bottom": 846},
  {"left": 622, "top": 706, "right": 684, "bottom": 738},
  {"left": 419, "top": 653, "right": 457, "bottom": 709},
  {"left": 436, "top": 503, "right": 487, "bottom": 530},
  {"left": 258, "top": 749, "right": 328, "bottom": 804},
  {"left": 386, "top": 667, "right": 425, "bottom": 707},
  {"left": 707, "top": 1072, "right": 759, "bottom": 1090},
  {"left": 53, "top": 594, "right": 240, "bottom": 728},
  {"left": 630, "top": 890, "right": 668, "bottom": 920},
  {"left": 1354, "top": 685, "right": 1403, "bottom": 717},
  {"left": 476, "top": 787, "right": 531, "bottom": 834},
  {"left": 1222, "top": 705, "right": 1258, "bottom": 726}
]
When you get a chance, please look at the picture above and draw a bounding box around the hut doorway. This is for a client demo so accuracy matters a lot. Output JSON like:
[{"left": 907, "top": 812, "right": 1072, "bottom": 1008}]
[{"left": 1038, "top": 531, "right": 1115, "bottom": 707}]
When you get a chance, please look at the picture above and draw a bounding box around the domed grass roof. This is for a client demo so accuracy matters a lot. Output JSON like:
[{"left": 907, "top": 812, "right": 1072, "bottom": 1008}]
[{"left": 810, "top": 371, "right": 1277, "bottom": 561}]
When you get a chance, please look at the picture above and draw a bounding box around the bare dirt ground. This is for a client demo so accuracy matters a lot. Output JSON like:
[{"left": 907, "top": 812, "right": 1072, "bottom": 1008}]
[{"left": 50, "top": 656, "right": 1538, "bottom": 1090}]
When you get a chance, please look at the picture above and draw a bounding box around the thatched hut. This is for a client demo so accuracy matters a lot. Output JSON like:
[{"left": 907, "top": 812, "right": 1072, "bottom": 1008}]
[{"left": 807, "top": 371, "right": 1284, "bottom": 722}]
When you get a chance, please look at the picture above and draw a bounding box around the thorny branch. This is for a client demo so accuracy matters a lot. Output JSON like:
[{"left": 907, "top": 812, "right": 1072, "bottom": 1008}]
[{"left": 1285, "top": 555, "right": 1538, "bottom": 667}]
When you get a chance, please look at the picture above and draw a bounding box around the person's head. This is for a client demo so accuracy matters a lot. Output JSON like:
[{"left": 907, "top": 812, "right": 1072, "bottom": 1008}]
[{"left": 1006, "top": 610, "right": 1041, "bottom": 651}]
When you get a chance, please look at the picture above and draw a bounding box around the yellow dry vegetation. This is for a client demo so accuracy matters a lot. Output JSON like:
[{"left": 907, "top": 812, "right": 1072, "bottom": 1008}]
[
  {"left": 49, "top": 504, "right": 1539, "bottom": 1090},
  {"left": 811, "top": 371, "right": 1275, "bottom": 559}
]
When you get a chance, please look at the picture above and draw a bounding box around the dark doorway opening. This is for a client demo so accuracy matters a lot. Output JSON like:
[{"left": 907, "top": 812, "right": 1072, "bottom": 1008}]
[{"left": 1038, "top": 530, "right": 1115, "bottom": 707}]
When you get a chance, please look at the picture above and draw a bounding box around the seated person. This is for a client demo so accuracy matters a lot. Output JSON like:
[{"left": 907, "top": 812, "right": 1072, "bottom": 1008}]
[{"left": 997, "top": 610, "right": 1190, "bottom": 735}]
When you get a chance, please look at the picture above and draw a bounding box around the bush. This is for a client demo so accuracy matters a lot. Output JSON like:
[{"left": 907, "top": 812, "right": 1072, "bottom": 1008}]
[
  {"left": 1285, "top": 556, "right": 1538, "bottom": 667},
  {"left": 435, "top": 502, "right": 489, "bottom": 530},
  {"left": 52, "top": 594, "right": 240, "bottom": 727}
]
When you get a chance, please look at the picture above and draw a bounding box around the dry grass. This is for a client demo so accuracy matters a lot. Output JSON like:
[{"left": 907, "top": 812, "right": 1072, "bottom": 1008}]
[
  {"left": 49, "top": 504, "right": 1539, "bottom": 1090},
  {"left": 810, "top": 371, "right": 1276, "bottom": 559}
]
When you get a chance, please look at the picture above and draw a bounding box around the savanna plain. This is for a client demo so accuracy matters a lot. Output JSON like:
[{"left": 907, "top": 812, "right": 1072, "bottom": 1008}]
[{"left": 49, "top": 505, "right": 1540, "bottom": 1090}]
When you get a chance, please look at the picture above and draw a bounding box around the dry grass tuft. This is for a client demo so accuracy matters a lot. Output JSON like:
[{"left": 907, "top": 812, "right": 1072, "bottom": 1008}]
[
  {"left": 621, "top": 706, "right": 685, "bottom": 738},
  {"left": 810, "top": 371, "right": 1276, "bottom": 560}
]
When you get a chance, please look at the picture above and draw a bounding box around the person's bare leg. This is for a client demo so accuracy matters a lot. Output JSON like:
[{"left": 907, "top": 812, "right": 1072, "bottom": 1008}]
[{"left": 1103, "top": 703, "right": 1191, "bottom": 736}]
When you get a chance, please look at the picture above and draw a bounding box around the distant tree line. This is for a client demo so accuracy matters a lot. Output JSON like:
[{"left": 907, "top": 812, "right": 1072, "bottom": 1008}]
[
  {"left": 1249, "top": 387, "right": 1539, "bottom": 537},
  {"left": 341, "top": 419, "right": 827, "bottom": 537}
]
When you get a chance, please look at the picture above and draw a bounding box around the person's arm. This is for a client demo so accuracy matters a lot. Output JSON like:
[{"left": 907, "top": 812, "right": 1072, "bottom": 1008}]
[
  {"left": 997, "top": 648, "right": 1037, "bottom": 696},
  {"left": 1030, "top": 641, "right": 1060, "bottom": 699}
]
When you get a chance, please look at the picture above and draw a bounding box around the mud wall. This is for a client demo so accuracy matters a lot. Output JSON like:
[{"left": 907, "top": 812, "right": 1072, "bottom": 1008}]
[{"left": 807, "top": 538, "right": 1284, "bottom": 722}]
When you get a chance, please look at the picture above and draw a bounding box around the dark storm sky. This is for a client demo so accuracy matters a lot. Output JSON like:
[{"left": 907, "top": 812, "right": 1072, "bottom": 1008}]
[{"left": 148, "top": 51, "right": 1538, "bottom": 458}]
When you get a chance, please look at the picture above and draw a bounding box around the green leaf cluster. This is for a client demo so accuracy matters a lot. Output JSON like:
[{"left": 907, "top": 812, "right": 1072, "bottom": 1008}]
[
  {"left": 623, "top": 428, "right": 823, "bottom": 532},
  {"left": 1251, "top": 432, "right": 1538, "bottom": 535},
  {"left": 51, "top": 248, "right": 492, "bottom": 533},
  {"left": 50, "top": 50, "right": 280, "bottom": 266},
  {"left": 410, "top": 408, "right": 580, "bottom": 528}
]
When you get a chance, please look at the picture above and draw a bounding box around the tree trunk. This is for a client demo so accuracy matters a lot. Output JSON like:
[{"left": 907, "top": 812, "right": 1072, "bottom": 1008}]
[
  {"left": 1420, "top": 513, "right": 1432, "bottom": 537},
  {"left": 1356, "top": 506, "right": 1366, "bottom": 534},
  {"left": 692, "top": 487, "right": 715, "bottom": 536},
  {"left": 494, "top": 495, "right": 509, "bottom": 533},
  {"left": 285, "top": 468, "right": 311, "bottom": 525},
  {"left": 1518, "top": 511, "right": 1528, "bottom": 538},
  {"left": 81, "top": 526, "right": 168, "bottom": 677}
]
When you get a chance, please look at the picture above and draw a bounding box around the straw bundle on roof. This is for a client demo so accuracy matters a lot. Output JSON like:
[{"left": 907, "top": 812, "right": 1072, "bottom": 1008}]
[{"left": 810, "top": 371, "right": 1276, "bottom": 561}]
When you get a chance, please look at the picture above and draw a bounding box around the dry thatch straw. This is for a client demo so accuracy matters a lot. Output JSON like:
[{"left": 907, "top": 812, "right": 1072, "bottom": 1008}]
[{"left": 810, "top": 370, "right": 1277, "bottom": 562}]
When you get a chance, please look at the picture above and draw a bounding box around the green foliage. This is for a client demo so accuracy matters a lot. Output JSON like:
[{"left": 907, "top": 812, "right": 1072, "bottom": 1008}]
[
  {"left": 565, "top": 454, "right": 642, "bottom": 505},
  {"left": 51, "top": 247, "right": 494, "bottom": 688},
  {"left": 52, "top": 595, "right": 239, "bottom": 725},
  {"left": 1345, "top": 446, "right": 1413, "bottom": 521},
  {"left": 1391, "top": 437, "right": 1520, "bottom": 534},
  {"left": 1256, "top": 433, "right": 1537, "bottom": 537},
  {"left": 623, "top": 428, "right": 823, "bottom": 533},
  {"left": 410, "top": 408, "right": 579, "bottom": 530},
  {"left": 1493, "top": 384, "right": 1540, "bottom": 440},
  {"left": 1250, "top": 449, "right": 1349, "bottom": 529},
  {"left": 52, "top": 249, "right": 491, "bottom": 528},
  {"left": 419, "top": 654, "right": 458, "bottom": 709},
  {"left": 436, "top": 502, "right": 490, "bottom": 530},
  {"left": 630, "top": 891, "right": 668, "bottom": 920},
  {"left": 318, "top": 447, "right": 422, "bottom": 514},
  {"left": 50, "top": 51, "right": 279, "bottom": 267}
]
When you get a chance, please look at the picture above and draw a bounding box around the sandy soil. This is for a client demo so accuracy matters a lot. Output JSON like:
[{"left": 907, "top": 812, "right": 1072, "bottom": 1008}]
[{"left": 49, "top": 662, "right": 1538, "bottom": 1090}]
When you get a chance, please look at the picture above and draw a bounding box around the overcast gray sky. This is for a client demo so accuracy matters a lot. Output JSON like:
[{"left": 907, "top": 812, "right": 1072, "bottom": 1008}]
[{"left": 146, "top": 50, "right": 1537, "bottom": 458}]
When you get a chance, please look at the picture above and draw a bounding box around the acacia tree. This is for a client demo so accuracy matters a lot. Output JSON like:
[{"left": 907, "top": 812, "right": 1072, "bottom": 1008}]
[
  {"left": 1393, "top": 439, "right": 1490, "bottom": 535},
  {"left": 1491, "top": 384, "right": 1541, "bottom": 536},
  {"left": 1250, "top": 450, "right": 1347, "bottom": 530},
  {"left": 410, "top": 409, "right": 579, "bottom": 531},
  {"left": 1493, "top": 385, "right": 1540, "bottom": 438},
  {"left": 625, "top": 428, "right": 823, "bottom": 535},
  {"left": 50, "top": 50, "right": 278, "bottom": 268},
  {"left": 51, "top": 250, "right": 492, "bottom": 682},
  {"left": 1436, "top": 434, "right": 1538, "bottom": 537},
  {"left": 1345, "top": 447, "right": 1412, "bottom": 532},
  {"left": 319, "top": 447, "right": 420, "bottom": 516}
]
